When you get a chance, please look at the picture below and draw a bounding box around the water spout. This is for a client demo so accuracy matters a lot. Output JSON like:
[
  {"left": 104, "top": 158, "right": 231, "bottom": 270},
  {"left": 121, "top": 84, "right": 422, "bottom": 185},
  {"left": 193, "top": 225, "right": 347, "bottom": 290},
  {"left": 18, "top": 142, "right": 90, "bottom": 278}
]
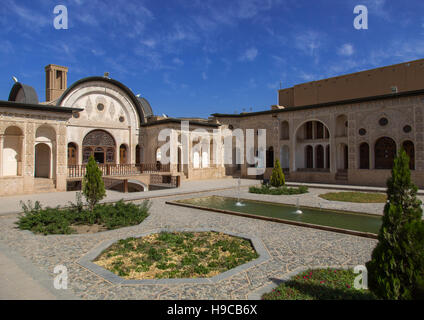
[
  {"left": 295, "top": 198, "right": 303, "bottom": 214},
  {"left": 235, "top": 177, "right": 245, "bottom": 206}
]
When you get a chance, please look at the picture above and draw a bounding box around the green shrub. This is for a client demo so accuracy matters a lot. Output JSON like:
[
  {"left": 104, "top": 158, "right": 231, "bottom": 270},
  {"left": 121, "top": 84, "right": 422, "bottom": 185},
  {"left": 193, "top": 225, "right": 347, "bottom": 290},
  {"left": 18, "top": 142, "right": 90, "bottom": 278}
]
[
  {"left": 270, "top": 159, "right": 285, "bottom": 187},
  {"left": 82, "top": 156, "right": 106, "bottom": 212},
  {"left": 249, "top": 185, "right": 308, "bottom": 195},
  {"left": 16, "top": 198, "right": 151, "bottom": 235},
  {"left": 366, "top": 149, "right": 424, "bottom": 300},
  {"left": 18, "top": 200, "right": 74, "bottom": 235},
  {"left": 95, "top": 200, "right": 151, "bottom": 230}
]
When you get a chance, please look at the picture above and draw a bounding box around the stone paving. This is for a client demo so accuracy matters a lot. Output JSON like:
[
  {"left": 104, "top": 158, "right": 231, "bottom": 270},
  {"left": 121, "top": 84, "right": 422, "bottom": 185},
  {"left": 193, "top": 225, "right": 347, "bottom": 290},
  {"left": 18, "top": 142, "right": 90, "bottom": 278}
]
[
  {"left": 0, "top": 184, "right": 410, "bottom": 300},
  {"left": 0, "top": 178, "right": 259, "bottom": 216}
]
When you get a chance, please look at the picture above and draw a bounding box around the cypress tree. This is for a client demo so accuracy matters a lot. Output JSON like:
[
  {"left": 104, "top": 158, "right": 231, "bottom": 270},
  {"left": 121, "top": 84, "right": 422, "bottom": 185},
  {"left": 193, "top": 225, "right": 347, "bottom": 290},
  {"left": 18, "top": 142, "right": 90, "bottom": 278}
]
[
  {"left": 366, "top": 148, "right": 424, "bottom": 299},
  {"left": 270, "top": 159, "right": 285, "bottom": 187},
  {"left": 82, "top": 156, "right": 106, "bottom": 212}
]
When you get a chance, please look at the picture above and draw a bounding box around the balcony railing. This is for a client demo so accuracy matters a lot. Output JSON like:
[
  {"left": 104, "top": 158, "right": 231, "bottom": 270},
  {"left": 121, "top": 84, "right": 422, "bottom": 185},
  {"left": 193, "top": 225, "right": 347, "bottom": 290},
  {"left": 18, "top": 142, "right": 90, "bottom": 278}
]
[{"left": 68, "top": 163, "right": 171, "bottom": 178}]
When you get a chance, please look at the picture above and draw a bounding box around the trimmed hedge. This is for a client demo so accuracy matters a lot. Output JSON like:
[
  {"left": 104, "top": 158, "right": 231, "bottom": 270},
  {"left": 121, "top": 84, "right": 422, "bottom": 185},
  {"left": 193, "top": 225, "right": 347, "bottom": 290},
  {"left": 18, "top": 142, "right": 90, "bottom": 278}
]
[{"left": 249, "top": 185, "right": 308, "bottom": 195}]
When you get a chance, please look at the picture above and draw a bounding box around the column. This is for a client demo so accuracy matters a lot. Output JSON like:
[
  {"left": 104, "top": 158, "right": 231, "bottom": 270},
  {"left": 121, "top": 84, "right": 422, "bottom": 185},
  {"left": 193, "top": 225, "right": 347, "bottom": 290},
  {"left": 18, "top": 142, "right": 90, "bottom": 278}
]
[
  {"left": 19, "top": 135, "right": 24, "bottom": 176},
  {"left": 0, "top": 135, "right": 3, "bottom": 176}
]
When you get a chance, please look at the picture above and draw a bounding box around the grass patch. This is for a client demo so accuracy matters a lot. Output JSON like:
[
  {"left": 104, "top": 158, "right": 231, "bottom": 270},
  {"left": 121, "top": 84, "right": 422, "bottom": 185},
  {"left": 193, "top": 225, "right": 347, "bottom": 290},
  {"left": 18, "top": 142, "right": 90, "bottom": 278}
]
[
  {"left": 249, "top": 185, "right": 308, "bottom": 195},
  {"left": 262, "top": 268, "right": 377, "bottom": 300},
  {"left": 94, "top": 232, "right": 259, "bottom": 280},
  {"left": 319, "top": 192, "right": 387, "bottom": 203},
  {"left": 16, "top": 196, "right": 151, "bottom": 235}
]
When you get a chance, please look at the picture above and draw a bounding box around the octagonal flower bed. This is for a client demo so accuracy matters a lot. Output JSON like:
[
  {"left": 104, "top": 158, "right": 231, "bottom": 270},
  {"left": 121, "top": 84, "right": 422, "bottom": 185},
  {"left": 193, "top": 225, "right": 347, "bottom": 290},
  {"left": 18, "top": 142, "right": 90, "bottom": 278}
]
[{"left": 93, "top": 231, "right": 259, "bottom": 280}]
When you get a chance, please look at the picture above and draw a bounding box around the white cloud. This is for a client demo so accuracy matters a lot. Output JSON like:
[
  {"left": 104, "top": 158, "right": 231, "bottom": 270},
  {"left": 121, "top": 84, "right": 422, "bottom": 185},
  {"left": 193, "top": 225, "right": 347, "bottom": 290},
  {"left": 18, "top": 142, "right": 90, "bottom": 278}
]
[
  {"left": 240, "top": 47, "right": 258, "bottom": 62},
  {"left": 5, "top": 0, "right": 50, "bottom": 29},
  {"left": 294, "top": 30, "right": 324, "bottom": 57},
  {"left": 350, "top": 0, "right": 390, "bottom": 20},
  {"left": 168, "top": 24, "right": 198, "bottom": 43},
  {"left": 338, "top": 43, "right": 355, "bottom": 56},
  {"left": 267, "top": 82, "right": 280, "bottom": 90},
  {"left": 271, "top": 55, "right": 286, "bottom": 66},
  {"left": 140, "top": 39, "right": 157, "bottom": 48},
  {"left": 202, "top": 72, "right": 208, "bottom": 80},
  {"left": 91, "top": 49, "right": 105, "bottom": 56}
]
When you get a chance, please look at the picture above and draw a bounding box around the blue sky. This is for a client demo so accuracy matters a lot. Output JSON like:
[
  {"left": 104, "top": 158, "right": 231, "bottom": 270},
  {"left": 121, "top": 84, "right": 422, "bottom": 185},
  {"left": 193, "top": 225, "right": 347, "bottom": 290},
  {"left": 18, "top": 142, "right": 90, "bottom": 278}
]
[{"left": 1, "top": 0, "right": 424, "bottom": 118}]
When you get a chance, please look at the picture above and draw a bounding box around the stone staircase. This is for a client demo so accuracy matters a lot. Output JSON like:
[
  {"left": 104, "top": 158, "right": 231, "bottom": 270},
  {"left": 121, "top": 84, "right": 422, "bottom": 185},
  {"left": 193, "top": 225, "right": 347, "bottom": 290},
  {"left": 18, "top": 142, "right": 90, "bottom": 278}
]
[{"left": 34, "top": 179, "right": 56, "bottom": 193}]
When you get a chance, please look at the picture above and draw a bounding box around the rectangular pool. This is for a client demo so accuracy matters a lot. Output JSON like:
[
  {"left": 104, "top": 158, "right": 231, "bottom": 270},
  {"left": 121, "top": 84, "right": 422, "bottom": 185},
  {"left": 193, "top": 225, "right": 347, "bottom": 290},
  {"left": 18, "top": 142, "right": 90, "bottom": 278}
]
[{"left": 175, "top": 196, "right": 382, "bottom": 235}]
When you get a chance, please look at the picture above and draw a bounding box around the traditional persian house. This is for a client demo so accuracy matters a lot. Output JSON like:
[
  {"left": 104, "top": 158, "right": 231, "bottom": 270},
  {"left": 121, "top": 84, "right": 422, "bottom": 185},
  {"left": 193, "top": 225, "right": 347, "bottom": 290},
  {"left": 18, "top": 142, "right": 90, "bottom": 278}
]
[
  {"left": 0, "top": 64, "right": 225, "bottom": 196},
  {"left": 0, "top": 59, "right": 423, "bottom": 196},
  {"left": 214, "top": 59, "right": 424, "bottom": 188}
]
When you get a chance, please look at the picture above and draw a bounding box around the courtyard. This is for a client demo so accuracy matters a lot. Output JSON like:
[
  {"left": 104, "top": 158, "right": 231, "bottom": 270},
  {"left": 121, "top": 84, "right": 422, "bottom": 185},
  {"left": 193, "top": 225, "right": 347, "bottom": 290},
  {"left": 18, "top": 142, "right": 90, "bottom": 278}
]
[{"left": 1, "top": 178, "right": 419, "bottom": 300}]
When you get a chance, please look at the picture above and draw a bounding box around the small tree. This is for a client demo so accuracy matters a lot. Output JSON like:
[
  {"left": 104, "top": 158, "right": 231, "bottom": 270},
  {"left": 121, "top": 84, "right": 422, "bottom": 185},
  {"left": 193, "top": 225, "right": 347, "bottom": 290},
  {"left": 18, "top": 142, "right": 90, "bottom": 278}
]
[
  {"left": 82, "top": 156, "right": 106, "bottom": 212},
  {"left": 366, "top": 149, "right": 424, "bottom": 300},
  {"left": 270, "top": 159, "right": 285, "bottom": 187}
]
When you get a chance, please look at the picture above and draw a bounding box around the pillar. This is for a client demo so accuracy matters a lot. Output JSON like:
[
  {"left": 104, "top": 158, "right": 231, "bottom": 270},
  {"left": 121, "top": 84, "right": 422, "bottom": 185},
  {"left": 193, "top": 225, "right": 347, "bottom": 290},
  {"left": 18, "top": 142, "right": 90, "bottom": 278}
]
[{"left": 0, "top": 135, "right": 4, "bottom": 176}]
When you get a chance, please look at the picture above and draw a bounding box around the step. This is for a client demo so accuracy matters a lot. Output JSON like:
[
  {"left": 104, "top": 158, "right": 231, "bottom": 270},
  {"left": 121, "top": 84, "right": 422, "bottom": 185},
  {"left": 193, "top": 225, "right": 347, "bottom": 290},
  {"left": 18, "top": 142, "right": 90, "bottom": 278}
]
[{"left": 34, "top": 179, "right": 56, "bottom": 192}]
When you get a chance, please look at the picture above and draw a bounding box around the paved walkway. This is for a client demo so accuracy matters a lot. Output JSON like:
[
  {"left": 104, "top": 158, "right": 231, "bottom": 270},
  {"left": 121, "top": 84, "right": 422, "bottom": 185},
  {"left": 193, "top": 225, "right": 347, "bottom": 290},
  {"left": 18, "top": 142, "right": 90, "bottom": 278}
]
[
  {"left": 2, "top": 178, "right": 423, "bottom": 216},
  {"left": 0, "top": 178, "right": 259, "bottom": 216},
  {"left": 0, "top": 180, "right": 422, "bottom": 300},
  {"left": 0, "top": 186, "right": 381, "bottom": 300},
  {"left": 0, "top": 242, "right": 77, "bottom": 300}
]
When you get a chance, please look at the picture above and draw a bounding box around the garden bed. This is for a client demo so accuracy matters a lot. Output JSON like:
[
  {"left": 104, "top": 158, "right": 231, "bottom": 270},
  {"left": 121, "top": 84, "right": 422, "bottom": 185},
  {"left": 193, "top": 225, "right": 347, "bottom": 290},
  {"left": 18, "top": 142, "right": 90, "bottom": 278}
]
[
  {"left": 319, "top": 192, "right": 387, "bottom": 203},
  {"left": 262, "top": 268, "right": 376, "bottom": 300},
  {"left": 93, "top": 231, "right": 259, "bottom": 279},
  {"left": 16, "top": 198, "right": 151, "bottom": 235},
  {"left": 249, "top": 185, "right": 308, "bottom": 195}
]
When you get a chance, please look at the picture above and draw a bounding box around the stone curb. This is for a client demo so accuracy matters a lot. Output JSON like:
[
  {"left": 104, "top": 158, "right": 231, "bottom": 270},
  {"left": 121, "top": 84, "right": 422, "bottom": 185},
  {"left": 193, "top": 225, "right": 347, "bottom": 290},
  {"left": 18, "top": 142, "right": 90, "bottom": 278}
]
[{"left": 77, "top": 227, "right": 271, "bottom": 285}]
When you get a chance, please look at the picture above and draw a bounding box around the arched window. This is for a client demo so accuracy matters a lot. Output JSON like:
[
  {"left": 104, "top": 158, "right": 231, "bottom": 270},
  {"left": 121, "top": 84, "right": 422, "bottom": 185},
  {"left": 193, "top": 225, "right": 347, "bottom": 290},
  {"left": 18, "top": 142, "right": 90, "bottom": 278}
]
[
  {"left": 375, "top": 137, "right": 396, "bottom": 169},
  {"left": 202, "top": 150, "right": 209, "bottom": 168},
  {"left": 315, "top": 145, "right": 324, "bottom": 169},
  {"left": 316, "top": 122, "right": 324, "bottom": 139},
  {"left": 305, "top": 146, "right": 313, "bottom": 169},
  {"left": 403, "top": 141, "right": 415, "bottom": 170},
  {"left": 280, "top": 146, "right": 289, "bottom": 169},
  {"left": 325, "top": 145, "right": 330, "bottom": 169},
  {"left": 336, "top": 115, "right": 348, "bottom": 137},
  {"left": 193, "top": 151, "right": 200, "bottom": 169},
  {"left": 135, "top": 145, "right": 141, "bottom": 164},
  {"left": 35, "top": 143, "right": 51, "bottom": 178},
  {"left": 359, "top": 143, "right": 370, "bottom": 169},
  {"left": 280, "top": 121, "right": 289, "bottom": 140},
  {"left": 82, "top": 130, "right": 115, "bottom": 164},
  {"left": 266, "top": 147, "right": 274, "bottom": 168},
  {"left": 119, "top": 144, "right": 128, "bottom": 164},
  {"left": 305, "top": 122, "right": 313, "bottom": 140},
  {"left": 3, "top": 126, "right": 23, "bottom": 176},
  {"left": 337, "top": 144, "right": 349, "bottom": 170},
  {"left": 67, "top": 143, "right": 78, "bottom": 166}
]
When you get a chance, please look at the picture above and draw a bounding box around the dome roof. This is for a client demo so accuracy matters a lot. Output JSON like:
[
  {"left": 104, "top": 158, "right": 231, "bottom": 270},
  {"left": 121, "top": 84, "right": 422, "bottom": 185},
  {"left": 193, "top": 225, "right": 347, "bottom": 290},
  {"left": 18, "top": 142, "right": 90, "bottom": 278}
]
[
  {"left": 137, "top": 97, "right": 153, "bottom": 117},
  {"left": 8, "top": 82, "right": 39, "bottom": 104}
]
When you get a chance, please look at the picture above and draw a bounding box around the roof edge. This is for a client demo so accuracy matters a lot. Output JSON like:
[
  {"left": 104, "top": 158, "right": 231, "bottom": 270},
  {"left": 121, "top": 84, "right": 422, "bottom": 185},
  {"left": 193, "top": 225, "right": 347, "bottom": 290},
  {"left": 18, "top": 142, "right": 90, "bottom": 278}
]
[
  {"left": 212, "top": 88, "right": 424, "bottom": 118},
  {"left": 0, "top": 100, "right": 82, "bottom": 113},
  {"left": 56, "top": 76, "right": 147, "bottom": 125}
]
